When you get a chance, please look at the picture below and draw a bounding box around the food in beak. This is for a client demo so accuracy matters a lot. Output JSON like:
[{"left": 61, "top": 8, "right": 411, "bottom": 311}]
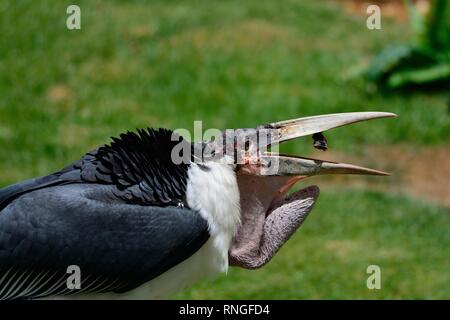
[{"left": 312, "top": 132, "right": 328, "bottom": 151}]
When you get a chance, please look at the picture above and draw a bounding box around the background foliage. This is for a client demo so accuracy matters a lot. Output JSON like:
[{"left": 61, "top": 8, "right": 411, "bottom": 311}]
[{"left": 363, "top": 0, "right": 450, "bottom": 89}]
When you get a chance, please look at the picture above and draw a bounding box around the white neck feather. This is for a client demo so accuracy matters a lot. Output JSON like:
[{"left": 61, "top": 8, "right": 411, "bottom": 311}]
[{"left": 186, "top": 162, "right": 241, "bottom": 273}]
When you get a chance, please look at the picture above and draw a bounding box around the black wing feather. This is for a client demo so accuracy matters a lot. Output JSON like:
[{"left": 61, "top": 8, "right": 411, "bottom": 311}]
[
  {"left": 0, "top": 127, "right": 206, "bottom": 299},
  {"left": 0, "top": 185, "right": 209, "bottom": 299}
]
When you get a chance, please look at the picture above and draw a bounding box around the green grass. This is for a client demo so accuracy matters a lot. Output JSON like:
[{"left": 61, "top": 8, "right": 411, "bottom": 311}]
[{"left": 0, "top": 0, "right": 449, "bottom": 299}]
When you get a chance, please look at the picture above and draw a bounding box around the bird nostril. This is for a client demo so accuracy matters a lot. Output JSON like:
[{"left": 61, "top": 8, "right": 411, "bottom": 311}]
[{"left": 244, "top": 140, "right": 250, "bottom": 151}]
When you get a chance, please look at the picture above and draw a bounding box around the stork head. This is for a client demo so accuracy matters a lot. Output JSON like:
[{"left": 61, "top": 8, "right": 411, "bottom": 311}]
[{"left": 192, "top": 112, "right": 396, "bottom": 268}]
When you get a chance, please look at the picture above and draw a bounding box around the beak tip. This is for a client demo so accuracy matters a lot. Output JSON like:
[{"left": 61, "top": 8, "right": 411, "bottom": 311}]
[
  {"left": 363, "top": 168, "right": 391, "bottom": 176},
  {"left": 367, "top": 111, "right": 398, "bottom": 119},
  {"left": 384, "top": 112, "right": 398, "bottom": 118}
]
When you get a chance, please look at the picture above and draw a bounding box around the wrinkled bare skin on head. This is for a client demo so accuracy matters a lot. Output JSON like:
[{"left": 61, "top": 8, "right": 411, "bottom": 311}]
[{"left": 229, "top": 175, "right": 319, "bottom": 269}]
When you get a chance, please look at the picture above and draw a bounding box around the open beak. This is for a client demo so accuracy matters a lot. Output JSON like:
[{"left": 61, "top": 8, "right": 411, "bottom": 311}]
[
  {"left": 223, "top": 112, "right": 397, "bottom": 270},
  {"left": 230, "top": 111, "right": 397, "bottom": 177}
]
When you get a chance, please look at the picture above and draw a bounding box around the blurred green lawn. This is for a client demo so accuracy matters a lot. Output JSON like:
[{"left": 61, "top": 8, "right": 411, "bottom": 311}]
[{"left": 0, "top": 0, "right": 449, "bottom": 299}]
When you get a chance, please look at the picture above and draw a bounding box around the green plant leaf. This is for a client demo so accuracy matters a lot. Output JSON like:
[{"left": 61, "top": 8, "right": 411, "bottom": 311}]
[
  {"left": 387, "top": 63, "right": 450, "bottom": 88},
  {"left": 366, "top": 44, "right": 436, "bottom": 82},
  {"left": 403, "top": 0, "right": 425, "bottom": 44},
  {"left": 424, "top": 0, "right": 450, "bottom": 51}
]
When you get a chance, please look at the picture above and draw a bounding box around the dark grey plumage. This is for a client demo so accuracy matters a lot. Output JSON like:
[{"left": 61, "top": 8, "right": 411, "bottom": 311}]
[{"left": 0, "top": 128, "right": 209, "bottom": 299}]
